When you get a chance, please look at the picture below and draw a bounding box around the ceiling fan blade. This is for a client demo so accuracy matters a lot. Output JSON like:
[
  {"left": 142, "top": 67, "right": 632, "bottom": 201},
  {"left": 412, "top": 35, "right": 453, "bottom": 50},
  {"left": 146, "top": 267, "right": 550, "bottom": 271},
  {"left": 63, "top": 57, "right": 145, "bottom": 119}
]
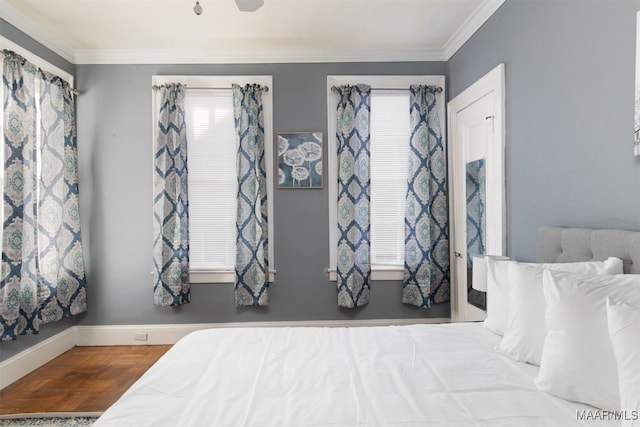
[{"left": 235, "top": 0, "right": 264, "bottom": 12}]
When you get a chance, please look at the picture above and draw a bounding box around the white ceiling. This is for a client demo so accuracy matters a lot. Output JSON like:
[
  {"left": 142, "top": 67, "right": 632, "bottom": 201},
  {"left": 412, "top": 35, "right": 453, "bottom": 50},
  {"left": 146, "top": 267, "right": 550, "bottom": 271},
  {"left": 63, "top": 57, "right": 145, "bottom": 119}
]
[{"left": 0, "top": 0, "right": 505, "bottom": 64}]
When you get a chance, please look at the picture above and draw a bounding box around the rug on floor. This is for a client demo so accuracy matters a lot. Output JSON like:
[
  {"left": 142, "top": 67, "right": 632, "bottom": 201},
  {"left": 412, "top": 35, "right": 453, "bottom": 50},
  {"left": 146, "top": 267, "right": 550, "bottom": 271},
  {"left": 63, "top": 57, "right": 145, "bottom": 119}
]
[{"left": 0, "top": 412, "right": 101, "bottom": 427}]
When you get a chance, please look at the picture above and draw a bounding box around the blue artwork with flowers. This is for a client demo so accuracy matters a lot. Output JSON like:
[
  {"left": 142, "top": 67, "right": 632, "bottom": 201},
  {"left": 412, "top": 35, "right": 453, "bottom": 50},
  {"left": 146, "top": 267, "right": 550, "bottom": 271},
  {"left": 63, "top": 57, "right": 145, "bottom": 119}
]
[{"left": 277, "top": 132, "right": 323, "bottom": 188}]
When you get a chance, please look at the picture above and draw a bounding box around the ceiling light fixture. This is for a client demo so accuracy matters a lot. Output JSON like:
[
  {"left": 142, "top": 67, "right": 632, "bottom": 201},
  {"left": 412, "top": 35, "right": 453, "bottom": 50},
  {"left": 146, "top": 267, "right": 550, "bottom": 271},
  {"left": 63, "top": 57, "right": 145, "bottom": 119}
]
[{"left": 193, "top": 1, "right": 203, "bottom": 15}]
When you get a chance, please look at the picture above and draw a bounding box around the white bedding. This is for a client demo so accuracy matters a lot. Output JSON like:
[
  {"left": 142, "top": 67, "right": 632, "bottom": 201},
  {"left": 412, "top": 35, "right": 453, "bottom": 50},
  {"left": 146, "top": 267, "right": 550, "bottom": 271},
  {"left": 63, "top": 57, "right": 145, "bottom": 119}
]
[{"left": 94, "top": 323, "right": 616, "bottom": 427}]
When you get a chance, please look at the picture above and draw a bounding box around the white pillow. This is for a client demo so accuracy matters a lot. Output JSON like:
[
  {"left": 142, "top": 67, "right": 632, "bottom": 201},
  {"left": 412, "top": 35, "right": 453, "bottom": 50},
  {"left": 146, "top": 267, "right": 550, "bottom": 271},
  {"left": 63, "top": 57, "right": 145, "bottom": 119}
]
[
  {"left": 607, "top": 299, "right": 640, "bottom": 426},
  {"left": 536, "top": 270, "right": 640, "bottom": 411},
  {"left": 483, "top": 257, "right": 623, "bottom": 336},
  {"left": 483, "top": 257, "right": 511, "bottom": 335},
  {"left": 498, "top": 258, "right": 623, "bottom": 365}
]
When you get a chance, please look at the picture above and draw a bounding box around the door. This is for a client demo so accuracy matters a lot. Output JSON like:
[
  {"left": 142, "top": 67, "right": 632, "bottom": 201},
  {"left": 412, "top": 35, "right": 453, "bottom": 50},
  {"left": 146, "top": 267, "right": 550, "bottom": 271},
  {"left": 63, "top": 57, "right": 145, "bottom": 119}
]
[{"left": 448, "top": 64, "right": 506, "bottom": 322}]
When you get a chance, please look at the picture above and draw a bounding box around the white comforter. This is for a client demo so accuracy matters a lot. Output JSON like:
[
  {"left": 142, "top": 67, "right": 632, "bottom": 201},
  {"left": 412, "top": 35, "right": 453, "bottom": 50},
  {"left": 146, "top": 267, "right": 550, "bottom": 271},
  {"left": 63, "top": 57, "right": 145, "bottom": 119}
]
[{"left": 94, "top": 323, "right": 616, "bottom": 427}]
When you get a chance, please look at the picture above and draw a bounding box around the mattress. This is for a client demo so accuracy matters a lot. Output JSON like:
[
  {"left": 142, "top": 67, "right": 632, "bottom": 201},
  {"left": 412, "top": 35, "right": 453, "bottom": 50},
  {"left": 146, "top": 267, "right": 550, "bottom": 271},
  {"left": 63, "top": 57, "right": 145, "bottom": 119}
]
[{"left": 94, "top": 323, "right": 616, "bottom": 427}]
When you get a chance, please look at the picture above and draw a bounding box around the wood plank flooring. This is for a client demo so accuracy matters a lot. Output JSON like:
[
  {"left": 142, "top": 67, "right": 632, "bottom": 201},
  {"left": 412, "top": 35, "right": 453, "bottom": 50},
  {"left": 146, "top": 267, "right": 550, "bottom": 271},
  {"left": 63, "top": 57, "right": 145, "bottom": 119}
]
[{"left": 0, "top": 345, "right": 171, "bottom": 415}]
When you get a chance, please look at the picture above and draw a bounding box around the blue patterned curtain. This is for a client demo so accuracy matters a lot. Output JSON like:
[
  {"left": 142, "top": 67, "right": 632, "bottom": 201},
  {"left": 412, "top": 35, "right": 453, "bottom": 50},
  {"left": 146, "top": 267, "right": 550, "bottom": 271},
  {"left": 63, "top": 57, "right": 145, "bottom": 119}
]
[
  {"left": 402, "top": 85, "right": 449, "bottom": 308},
  {"left": 0, "top": 50, "right": 87, "bottom": 340},
  {"left": 335, "top": 85, "right": 371, "bottom": 308},
  {"left": 232, "top": 84, "right": 269, "bottom": 307},
  {"left": 153, "top": 84, "right": 190, "bottom": 306},
  {"left": 37, "top": 69, "right": 88, "bottom": 324}
]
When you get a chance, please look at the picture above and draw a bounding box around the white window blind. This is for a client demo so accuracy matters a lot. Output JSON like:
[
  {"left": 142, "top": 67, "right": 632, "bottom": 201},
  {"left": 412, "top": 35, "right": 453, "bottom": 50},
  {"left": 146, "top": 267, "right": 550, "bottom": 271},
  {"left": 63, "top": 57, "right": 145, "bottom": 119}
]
[
  {"left": 185, "top": 89, "right": 237, "bottom": 271},
  {"left": 369, "top": 91, "right": 411, "bottom": 267}
]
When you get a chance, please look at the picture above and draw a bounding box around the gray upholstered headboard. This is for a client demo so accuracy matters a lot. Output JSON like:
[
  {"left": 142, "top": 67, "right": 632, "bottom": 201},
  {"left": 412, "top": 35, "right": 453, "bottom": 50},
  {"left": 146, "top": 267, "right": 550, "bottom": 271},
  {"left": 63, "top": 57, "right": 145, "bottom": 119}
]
[{"left": 537, "top": 226, "right": 640, "bottom": 274}]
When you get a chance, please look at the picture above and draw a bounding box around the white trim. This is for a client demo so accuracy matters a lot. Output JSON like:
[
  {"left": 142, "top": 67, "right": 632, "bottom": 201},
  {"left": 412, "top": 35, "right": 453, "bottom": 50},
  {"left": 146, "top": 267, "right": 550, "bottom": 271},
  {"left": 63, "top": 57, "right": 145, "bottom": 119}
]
[
  {"left": 326, "top": 268, "right": 404, "bottom": 282},
  {"left": 0, "top": 318, "right": 451, "bottom": 389},
  {"left": 447, "top": 63, "right": 506, "bottom": 322},
  {"left": 75, "top": 47, "right": 446, "bottom": 65},
  {"left": 151, "top": 75, "right": 276, "bottom": 284},
  {"left": 190, "top": 270, "right": 276, "bottom": 284},
  {"left": 0, "top": 35, "right": 74, "bottom": 85},
  {"left": 0, "top": 2, "right": 75, "bottom": 64},
  {"left": 326, "top": 75, "right": 446, "bottom": 282},
  {"left": 0, "top": 327, "right": 76, "bottom": 390},
  {"left": 443, "top": 0, "right": 506, "bottom": 60},
  {"left": 75, "top": 318, "right": 451, "bottom": 346}
]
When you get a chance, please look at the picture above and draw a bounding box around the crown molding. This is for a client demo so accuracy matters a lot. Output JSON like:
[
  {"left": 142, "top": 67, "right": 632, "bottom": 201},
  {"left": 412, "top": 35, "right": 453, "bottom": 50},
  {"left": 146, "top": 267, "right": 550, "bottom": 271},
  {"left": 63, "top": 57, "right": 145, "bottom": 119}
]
[
  {"left": 73, "top": 47, "right": 447, "bottom": 65},
  {"left": 0, "top": 0, "right": 75, "bottom": 63},
  {"left": 443, "top": 0, "right": 506, "bottom": 60}
]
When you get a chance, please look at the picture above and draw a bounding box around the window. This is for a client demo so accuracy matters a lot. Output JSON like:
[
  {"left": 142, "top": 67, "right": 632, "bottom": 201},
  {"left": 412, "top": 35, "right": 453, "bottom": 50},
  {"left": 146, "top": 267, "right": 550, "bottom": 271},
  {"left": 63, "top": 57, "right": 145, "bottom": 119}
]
[
  {"left": 152, "top": 76, "right": 275, "bottom": 283},
  {"left": 326, "top": 75, "right": 445, "bottom": 281},
  {"left": 369, "top": 91, "right": 411, "bottom": 267},
  {"left": 0, "top": 36, "right": 77, "bottom": 253},
  {"left": 0, "top": 40, "right": 88, "bottom": 339},
  {"left": 0, "top": 35, "right": 76, "bottom": 194},
  {"left": 185, "top": 90, "right": 237, "bottom": 272}
]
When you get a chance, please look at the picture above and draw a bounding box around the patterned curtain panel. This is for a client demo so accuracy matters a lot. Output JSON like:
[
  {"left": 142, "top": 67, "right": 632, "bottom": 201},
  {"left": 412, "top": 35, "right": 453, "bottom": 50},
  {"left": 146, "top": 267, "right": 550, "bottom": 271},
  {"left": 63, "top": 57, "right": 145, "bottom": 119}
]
[
  {"left": 232, "top": 84, "right": 269, "bottom": 307},
  {"left": 36, "top": 70, "right": 88, "bottom": 324},
  {"left": 402, "top": 85, "right": 449, "bottom": 308},
  {"left": 153, "top": 84, "right": 190, "bottom": 306},
  {"left": 0, "top": 51, "right": 40, "bottom": 339},
  {"left": 335, "top": 84, "right": 371, "bottom": 308},
  {"left": 0, "top": 50, "right": 87, "bottom": 341}
]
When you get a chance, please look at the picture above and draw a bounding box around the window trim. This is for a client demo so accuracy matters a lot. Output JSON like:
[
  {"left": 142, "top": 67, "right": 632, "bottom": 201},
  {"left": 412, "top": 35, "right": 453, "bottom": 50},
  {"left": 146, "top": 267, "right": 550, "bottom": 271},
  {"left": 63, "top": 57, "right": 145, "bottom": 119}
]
[
  {"left": 152, "top": 75, "right": 275, "bottom": 284},
  {"left": 326, "top": 75, "right": 446, "bottom": 282}
]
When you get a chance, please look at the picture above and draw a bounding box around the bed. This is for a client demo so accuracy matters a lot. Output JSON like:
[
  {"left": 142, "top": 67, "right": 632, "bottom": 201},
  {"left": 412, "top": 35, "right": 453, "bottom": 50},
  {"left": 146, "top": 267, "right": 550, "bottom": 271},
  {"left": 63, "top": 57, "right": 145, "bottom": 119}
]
[{"left": 94, "top": 227, "right": 640, "bottom": 427}]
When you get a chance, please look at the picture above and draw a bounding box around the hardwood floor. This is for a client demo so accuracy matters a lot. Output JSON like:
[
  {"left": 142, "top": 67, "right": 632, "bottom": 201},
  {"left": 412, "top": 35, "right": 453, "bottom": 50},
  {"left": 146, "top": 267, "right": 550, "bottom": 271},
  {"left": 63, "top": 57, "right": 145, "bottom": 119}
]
[{"left": 0, "top": 345, "right": 171, "bottom": 415}]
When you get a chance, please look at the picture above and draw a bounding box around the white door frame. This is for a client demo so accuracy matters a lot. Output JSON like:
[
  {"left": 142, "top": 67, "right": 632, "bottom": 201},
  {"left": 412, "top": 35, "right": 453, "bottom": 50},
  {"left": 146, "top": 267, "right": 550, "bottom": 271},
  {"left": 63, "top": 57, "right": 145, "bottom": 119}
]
[{"left": 447, "top": 63, "right": 506, "bottom": 322}]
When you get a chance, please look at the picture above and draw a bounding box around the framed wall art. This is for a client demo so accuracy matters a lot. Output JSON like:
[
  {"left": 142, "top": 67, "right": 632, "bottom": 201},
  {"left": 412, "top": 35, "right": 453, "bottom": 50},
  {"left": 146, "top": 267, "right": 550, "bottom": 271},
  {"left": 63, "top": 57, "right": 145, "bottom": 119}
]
[{"left": 277, "top": 131, "right": 323, "bottom": 189}]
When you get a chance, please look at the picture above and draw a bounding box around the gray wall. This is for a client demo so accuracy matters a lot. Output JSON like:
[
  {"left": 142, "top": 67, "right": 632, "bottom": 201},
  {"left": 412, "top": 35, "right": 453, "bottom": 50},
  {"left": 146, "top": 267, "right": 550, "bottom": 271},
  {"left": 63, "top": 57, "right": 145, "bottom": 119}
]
[
  {"left": 73, "top": 62, "right": 450, "bottom": 330},
  {"left": 447, "top": 0, "right": 640, "bottom": 262},
  {"left": 0, "top": 19, "right": 81, "bottom": 361}
]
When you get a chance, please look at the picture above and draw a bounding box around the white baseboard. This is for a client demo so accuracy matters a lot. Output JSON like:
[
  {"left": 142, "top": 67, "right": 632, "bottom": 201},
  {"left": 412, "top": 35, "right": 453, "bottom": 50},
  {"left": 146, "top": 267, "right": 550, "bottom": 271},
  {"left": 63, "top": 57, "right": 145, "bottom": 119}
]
[
  {"left": 0, "top": 327, "right": 76, "bottom": 390},
  {"left": 74, "top": 317, "right": 450, "bottom": 346},
  {"left": 1, "top": 317, "right": 450, "bottom": 390}
]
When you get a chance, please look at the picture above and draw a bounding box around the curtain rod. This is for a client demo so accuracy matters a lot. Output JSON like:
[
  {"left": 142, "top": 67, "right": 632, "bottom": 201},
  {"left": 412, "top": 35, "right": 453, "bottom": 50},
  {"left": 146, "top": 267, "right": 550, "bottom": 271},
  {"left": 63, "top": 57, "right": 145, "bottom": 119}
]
[
  {"left": 152, "top": 84, "right": 269, "bottom": 92},
  {"left": 330, "top": 86, "right": 442, "bottom": 93}
]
